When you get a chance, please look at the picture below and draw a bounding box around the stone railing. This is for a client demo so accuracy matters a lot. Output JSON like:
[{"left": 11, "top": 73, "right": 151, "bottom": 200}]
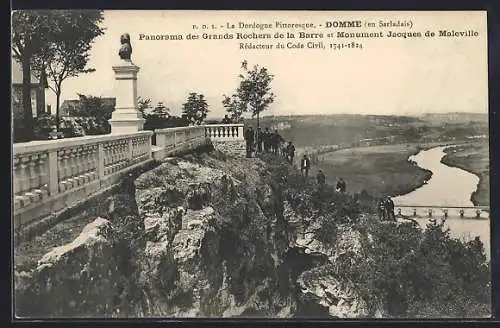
[
  {"left": 154, "top": 125, "right": 209, "bottom": 160},
  {"left": 394, "top": 205, "right": 490, "bottom": 219},
  {"left": 204, "top": 124, "right": 244, "bottom": 141},
  {"left": 13, "top": 131, "right": 153, "bottom": 229}
]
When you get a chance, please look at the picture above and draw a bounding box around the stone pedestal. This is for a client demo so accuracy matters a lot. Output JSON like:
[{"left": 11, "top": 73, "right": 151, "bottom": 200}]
[{"left": 109, "top": 59, "right": 145, "bottom": 134}]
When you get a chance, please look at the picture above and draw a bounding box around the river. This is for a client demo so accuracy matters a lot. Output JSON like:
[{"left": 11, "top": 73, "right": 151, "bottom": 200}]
[{"left": 393, "top": 146, "right": 490, "bottom": 260}]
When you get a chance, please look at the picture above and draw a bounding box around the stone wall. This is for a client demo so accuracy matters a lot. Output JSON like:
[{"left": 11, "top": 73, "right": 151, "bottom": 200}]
[{"left": 212, "top": 141, "right": 246, "bottom": 158}]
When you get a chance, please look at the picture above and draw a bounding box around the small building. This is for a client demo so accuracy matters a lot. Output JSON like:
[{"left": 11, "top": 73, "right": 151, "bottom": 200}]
[{"left": 11, "top": 57, "right": 48, "bottom": 120}]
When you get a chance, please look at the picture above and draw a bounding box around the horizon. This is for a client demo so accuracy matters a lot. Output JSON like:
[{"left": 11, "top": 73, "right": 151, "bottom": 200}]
[{"left": 35, "top": 10, "right": 488, "bottom": 117}]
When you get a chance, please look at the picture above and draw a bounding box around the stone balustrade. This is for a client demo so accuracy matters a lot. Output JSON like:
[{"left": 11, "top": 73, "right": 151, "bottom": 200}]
[
  {"left": 13, "top": 131, "right": 153, "bottom": 229},
  {"left": 395, "top": 206, "right": 490, "bottom": 219},
  {"left": 154, "top": 125, "right": 209, "bottom": 160},
  {"left": 12, "top": 123, "right": 250, "bottom": 232},
  {"left": 204, "top": 124, "right": 244, "bottom": 141}
]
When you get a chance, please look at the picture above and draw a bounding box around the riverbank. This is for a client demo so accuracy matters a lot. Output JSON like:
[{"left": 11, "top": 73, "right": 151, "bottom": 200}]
[
  {"left": 314, "top": 144, "right": 434, "bottom": 198},
  {"left": 441, "top": 142, "right": 490, "bottom": 207}
]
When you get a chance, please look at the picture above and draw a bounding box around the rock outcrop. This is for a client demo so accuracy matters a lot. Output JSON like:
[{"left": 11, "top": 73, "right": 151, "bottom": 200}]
[{"left": 14, "top": 149, "right": 383, "bottom": 318}]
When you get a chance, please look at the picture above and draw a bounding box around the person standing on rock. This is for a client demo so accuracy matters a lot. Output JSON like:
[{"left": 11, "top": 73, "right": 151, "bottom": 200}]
[
  {"left": 316, "top": 170, "right": 326, "bottom": 187},
  {"left": 286, "top": 141, "right": 295, "bottom": 163},
  {"left": 336, "top": 177, "right": 347, "bottom": 193},
  {"left": 276, "top": 130, "right": 285, "bottom": 155},
  {"left": 245, "top": 126, "right": 255, "bottom": 158},
  {"left": 378, "top": 197, "right": 387, "bottom": 220},
  {"left": 256, "top": 127, "right": 263, "bottom": 153},
  {"left": 385, "top": 196, "right": 396, "bottom": 221},
  {"left": 300, "top": 154, "right": 311, "bottom": 179},
  {"left": 263, "top": 128, "right": 271, "bottom": 153}
]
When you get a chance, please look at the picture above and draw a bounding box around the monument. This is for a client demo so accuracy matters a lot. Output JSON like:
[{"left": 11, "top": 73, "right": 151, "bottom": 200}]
[{"left": 108, "top": 33, "right": 145, "bottom": 134}]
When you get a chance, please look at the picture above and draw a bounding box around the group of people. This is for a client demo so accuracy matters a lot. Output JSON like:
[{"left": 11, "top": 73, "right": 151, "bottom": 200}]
[
  {"left": 378, "top": 196, "right": 396, "bottom": 221},
  {"left": 245, "top": 126, "right": 296, "bottom": 163},
  {"left": 245, "top": 126, "right": 348, "bottom": 193}
]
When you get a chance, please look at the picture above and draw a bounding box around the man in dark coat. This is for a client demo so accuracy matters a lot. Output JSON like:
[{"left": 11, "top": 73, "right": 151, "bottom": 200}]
[
  {"left": 336, "top": 178, "right": 347, "bottom": 193},
  {"left": 256, "top": 127, "right": 263, "bottom": 153},
  {"left": 263, "top": 128, "right": 271, "bottom": 153},
  {"left": 221, "top": 114, "right": 232, "bottom": 124},
  {"left": 316, "top": 170, "right": 326, "bottom": 186},
  {"left": 272, "top": 130, "right": 283, "bottom": 154},
  {"left": 245, "top": 127, "right": 254, "bottom": 158},
  {"left": 378, "top": 197, "right": 387, "bottom": 220},
  {"left": 385, "top": 196, "right": 395, "bottom": 221},
  {"left": 286, "top": 141, "right": 295, "bottom": 163},
  {"left": 300, "top": 154, "right": 311, "bottom": 179}
]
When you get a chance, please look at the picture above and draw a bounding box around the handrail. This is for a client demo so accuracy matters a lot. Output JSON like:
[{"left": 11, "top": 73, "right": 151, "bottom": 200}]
[{"left": 394, "top": 205, "right": 489, "bottom": 210}]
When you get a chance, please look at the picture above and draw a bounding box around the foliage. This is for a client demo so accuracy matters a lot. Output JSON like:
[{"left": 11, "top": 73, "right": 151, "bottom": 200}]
[
  {"left": 261, "top": 154, "right": 491, "bottom": 318},
  {"left": 12, "top": 11, "right": 54, "bottom": 141},
  {"left": 11, "top": 10, "right": 105, "bottom": 139},
  {"left": 222, "top": 60, "right": 275, "bottom": 125},
  {"left": 181, "top": 92, "right": 209, "bottom": 125},
  {"left": 32, "top": 10, "right": 104, "bottom": 129},
  {"left": 137, "top": 97, "right": 152, "bottom": 117},
  {"left": 33, "top": 113, "right": 57, "bottom": 139},
  {"left": 150, "top": 102, "right": 170, "bottom": 119},
  {"left": 138, "top": 100, "right": 188, "bottom": 131}
]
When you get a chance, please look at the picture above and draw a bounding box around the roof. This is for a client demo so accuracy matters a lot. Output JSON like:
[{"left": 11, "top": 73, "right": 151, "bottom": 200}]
[{"left": 11, "top": 57, "right": 40, "bottom": 85}]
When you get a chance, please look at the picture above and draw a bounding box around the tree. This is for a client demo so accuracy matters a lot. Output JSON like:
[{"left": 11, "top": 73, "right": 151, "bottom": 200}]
[
  {"left": 150, "top": 102, "right": 170, "bottom": 119},
  {"left": 181, "top": 92, "right": 209, "bottom": 125},
  {"left": 12, "top": 11, "right": 54, "bottom": 141},
  {"left": 30, "top": 10, "right": 105, "bottom": 132},
  {"left": 222, "top": 60, "right": 275, "bottom": 128},
  {"left": 137, "top": 97, "right": 152, "bottom": 118},
  {"left": 73, "top": 94, "right": 112, "bottom": 134}
]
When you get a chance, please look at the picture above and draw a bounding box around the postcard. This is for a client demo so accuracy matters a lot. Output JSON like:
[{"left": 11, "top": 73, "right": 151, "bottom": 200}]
[{"left": 12, "top": 10, "right": 490, "bottom": 319}]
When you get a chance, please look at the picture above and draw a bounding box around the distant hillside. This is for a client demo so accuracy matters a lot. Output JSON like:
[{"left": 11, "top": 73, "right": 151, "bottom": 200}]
[
  {"left": 418, "top": 112, "right": 489, "bottom": 124},
  {"left": 245, "top": 114, "right": 488, "bottom": 148}
]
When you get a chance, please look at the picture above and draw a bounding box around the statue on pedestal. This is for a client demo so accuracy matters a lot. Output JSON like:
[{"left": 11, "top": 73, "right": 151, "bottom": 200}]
[{"left": 119, "top": 33, "right": 132, "bottom": 60}]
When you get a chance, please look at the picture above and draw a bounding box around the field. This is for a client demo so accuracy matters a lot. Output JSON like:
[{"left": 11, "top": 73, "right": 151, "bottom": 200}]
[
  {"left": 441, "top": 141, "right": 490, "bottom": 207},
  {"left": 312, "top": 144, "right": 433, "bottom": 198}
]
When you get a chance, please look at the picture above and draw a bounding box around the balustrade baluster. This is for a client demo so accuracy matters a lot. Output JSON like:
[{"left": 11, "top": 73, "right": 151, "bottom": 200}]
[
  {"left": 13, "top": 156, "right": 24, "bottom": 209},
  {"left": 27, "top": 155, "right": 40, "bottom": 198},
  {"left": 92, "top": 145, "right": 99, "bottom": 179},
  {"left": 65, "top": 149, "right": 74, "bottom": 188},
  {"left": 111, "top": 143, "right": 117, "bottom": 172},
  {"left": 69, "top": 148, "right": 79, "bottom": 187},
  {"left": 58, "top": 150, "right": 68, "bottom": 191},
  {"left": 110, "top": 143, "right": 116, "bottom": 172},
  {"left": 37, "top": 153, "right": 49, "bottom": 199},
  {"left": 81, "top": 147, "right": 90, "bottom": 183},
  {"left": 73, "top": 147, "right": 83, "bottom": 186},
  {"left": 19, "top": 155, "right": 31, "bottom": 197},
  {"left": 13, "top": 157, "right": 21, "bottom": 197},
  {"left": 24, "top": 155, "right": 37, "bottom": 202}
]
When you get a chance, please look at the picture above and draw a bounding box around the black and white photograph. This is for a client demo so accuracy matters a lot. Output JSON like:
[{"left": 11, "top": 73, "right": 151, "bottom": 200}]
[{"left": 11, "top": 10, "right": 491, "bottom": 319}]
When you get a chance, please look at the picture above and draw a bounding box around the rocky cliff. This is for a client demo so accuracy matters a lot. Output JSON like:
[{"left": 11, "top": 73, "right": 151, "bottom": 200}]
[{"left": 14, "top": 144, "right": 491, "bottom": 318}]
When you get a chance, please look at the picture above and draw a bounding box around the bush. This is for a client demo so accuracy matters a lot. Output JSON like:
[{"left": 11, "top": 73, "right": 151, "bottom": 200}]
[{"left": 260, "top": 154, "right": 491, "bottom": 318}]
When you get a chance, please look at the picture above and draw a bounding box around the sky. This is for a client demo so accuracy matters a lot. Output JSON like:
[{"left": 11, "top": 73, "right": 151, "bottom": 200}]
[{"left": 43, "top": 10, "right": 488, "bottom": 118}]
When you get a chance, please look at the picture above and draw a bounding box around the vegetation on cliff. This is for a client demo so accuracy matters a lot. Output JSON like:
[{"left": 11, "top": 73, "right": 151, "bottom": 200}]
[
  {"left": 262, "top": 153, "right": 490, "bottom": 318},
  {"left": 14, "top": 146, "right": 491, "bottom": 318}
]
